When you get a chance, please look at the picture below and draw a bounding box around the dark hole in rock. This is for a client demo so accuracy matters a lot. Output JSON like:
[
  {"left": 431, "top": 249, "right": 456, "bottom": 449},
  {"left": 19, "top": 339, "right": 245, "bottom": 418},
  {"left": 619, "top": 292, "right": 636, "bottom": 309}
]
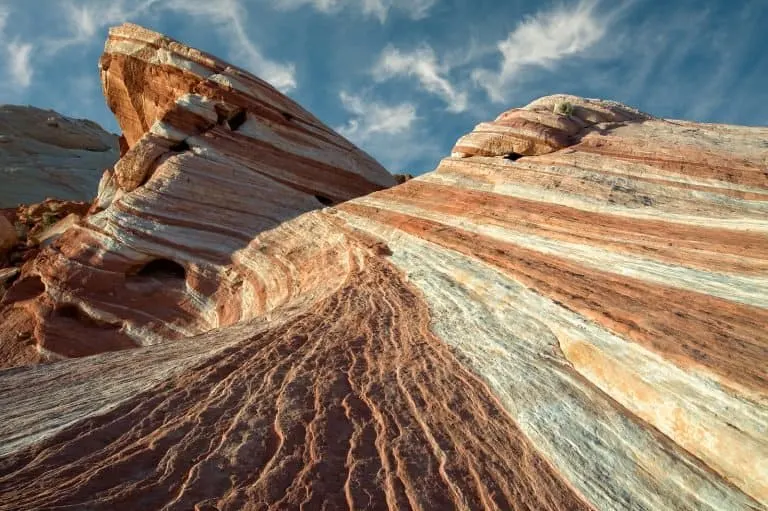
[
  {"left": 170, "top": 140, "right": 190, "bottom": 153},
  {"left": 503, "top": 152, "right": 523, "bottom": 161},
  {"left": 3, "top": 275, "right": 44, "bottom": 303},
  {"left": 214, "top": 105, "right": 228, "bottom": 124},
  {"left": 375, "top": 242, "right": 393, "bottom": 256},
  {"left": 118, "top": 135, "right": 129, "bottom": 157},
  {"left": 136, "top": 259, "right": 186, "bottom": 280},
  {"left": 56, "top": 304, "right": 84, "bottom": 320},
  {"left": 314, "top": 195, "right": 334, "bottom": 206},
  {"left": 227, "top": 109, "right": 248, "bottom": 131},
  {"left": 282, "top": 111, "right": 294, "bottom": 122}
]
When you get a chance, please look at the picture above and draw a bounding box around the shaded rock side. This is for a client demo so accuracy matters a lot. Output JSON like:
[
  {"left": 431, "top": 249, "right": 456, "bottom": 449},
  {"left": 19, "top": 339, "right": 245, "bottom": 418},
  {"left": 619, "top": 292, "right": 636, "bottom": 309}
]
[
  {"left": 0, "top": 216, "right": 16, "bottom": 257},
  {"left": 0, "top": 27, "right": 766, "bottom": 511},
  {"left": 0, "top": 105, "right": 119, "bottom": 207}
]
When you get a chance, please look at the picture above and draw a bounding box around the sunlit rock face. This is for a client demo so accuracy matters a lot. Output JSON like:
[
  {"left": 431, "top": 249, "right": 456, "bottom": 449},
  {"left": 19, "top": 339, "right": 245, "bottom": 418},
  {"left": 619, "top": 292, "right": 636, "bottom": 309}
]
[
  {"left": 0, "top": 105, "right": 119, "bottom": 207},
  {"left": 0, "top": 26, "right": 766, "bottom": 511},
  {"left": 0, "top": 23, "right": 394, "bottom": 368}
]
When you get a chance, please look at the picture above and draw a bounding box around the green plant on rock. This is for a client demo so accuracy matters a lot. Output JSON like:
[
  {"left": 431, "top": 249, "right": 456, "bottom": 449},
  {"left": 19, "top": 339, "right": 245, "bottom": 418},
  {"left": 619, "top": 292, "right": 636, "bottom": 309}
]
[
  {"left": 554, "top": 101, "right": 574, "bottom": 116},
  {"left": 41, "top": 212, "right": 60, "bottom": 228}
]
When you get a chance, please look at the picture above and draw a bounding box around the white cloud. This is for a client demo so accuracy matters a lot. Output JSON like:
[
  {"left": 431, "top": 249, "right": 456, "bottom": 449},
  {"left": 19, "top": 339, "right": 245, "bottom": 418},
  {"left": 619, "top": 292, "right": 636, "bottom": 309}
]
[
  {"left": 336, "top": 91, "right": 439, "bottom": 173},
  {"left": 337, "top": 91, "right": 417, "bottom": 141},
  {"left": 64, "top": 3, "right": 98, "bottom": 39},
  {"left": 472, "top": 0, "right": 609, "bottom": 102},
  {"left": 0, "top": 8, "right": 9, "bottom": 36},
  {"left": 272, "top": 0, "right": 437, "bottom": 23},
  {"left": 226, "top": 11, "right": 297, "bottom": 91},
  {"left": 38, "top": 0, "right": 296, "bottom": 92},
  {"left": 6, "top": 41, "right": 33, "bottom": 88},
  {"left": 373, "top": 45, "right": 467, "bottom": 112},
  {"left": 0, "top": 7, "right": 34, "bottom": 89},
  {"left": 49, "top": 1, "right": 158, "bottom": 51}
]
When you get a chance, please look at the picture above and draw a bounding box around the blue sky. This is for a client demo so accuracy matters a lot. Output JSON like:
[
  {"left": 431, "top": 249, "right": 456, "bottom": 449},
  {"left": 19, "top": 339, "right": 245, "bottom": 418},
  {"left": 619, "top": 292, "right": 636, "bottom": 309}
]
[{"left": 0, "top": 0, "right": 766, "bottom": 175}]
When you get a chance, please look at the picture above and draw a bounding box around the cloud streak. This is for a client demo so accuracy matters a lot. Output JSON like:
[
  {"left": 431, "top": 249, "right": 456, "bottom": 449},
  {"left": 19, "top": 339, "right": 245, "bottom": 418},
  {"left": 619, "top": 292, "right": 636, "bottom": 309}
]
[
  {"left": 335, "top": 91, "right": 439, "bottom": 172},
  {"left": 337, "top": 91, "right": 417, "bottom": 141},
  {"left": 373, "top": 45, "right": 467, "bottom": 112},
  {"left": 0, "top": 7, "right": 34, "bottom": 89},
  {"left": 472, "top": 0, "right": 610, "bottom": 102},
  {"left": 17, "top": 0, "right": 297, "bottom": 92},
  {"left": 6, "top": 41, "right": 33, "bottom": 88},
  {"left": 272, "top": 0, "right": 438, "bottom": 23}
]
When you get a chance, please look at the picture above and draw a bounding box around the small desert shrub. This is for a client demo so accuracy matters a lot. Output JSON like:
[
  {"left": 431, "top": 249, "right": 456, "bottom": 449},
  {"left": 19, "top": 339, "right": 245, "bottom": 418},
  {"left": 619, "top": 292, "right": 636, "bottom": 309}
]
[
  {"left": 41, "top": 212, "right": 59, "bottom": 228},
  {"left": 394, "top": 173, "right": 414, "bottom": 185},
  {"left": 554, "top": 101, "right": 574, "bottom": 116}
]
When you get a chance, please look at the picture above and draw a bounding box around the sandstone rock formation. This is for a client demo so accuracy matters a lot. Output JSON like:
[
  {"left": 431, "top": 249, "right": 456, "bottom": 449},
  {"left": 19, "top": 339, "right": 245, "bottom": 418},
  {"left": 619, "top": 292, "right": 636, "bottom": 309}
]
[
  {"left": 0, "top": 26, "right": 766, "bottom": 511},
  {"left": 0, "top": 23, "right": 394, "bottom": 368},
  {"left": 0, "top": 199, "right": 91, "bottom": 306},
  {"left": 0, "top": 105, "right": 119, "bottom": 207},
  {"left": 0, "top": 216, "right": 16, "bottom": 258}
]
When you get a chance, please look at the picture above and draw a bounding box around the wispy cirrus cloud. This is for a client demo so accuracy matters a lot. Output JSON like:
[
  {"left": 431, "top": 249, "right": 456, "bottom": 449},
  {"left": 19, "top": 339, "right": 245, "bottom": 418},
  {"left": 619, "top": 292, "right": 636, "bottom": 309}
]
[
  {"left": 162, "top": 0, "right": 298, "bottom": 91},
  {"left": 5, "top": 0, "right": 297, "bottom": 93},
  {"left": 6, "top": 41, "right": 33, "bottom": 88},
  {"left": 0, "top": 7, "right": 34, "bottom": 89},
  {"left": 337, "top": 91, "right": 417, "bottom": 141},
  {"left": 472, "top": 0, "right": 612, "bottom": 102},
  {"left": 272, "top": 0, "right": 438, "bottom": 23},
  {"left": 336, "top": 90, "right": 439, "bottom": 172},
  {"left": 373, "top": 45, "right": 468, "bottom": 112}
]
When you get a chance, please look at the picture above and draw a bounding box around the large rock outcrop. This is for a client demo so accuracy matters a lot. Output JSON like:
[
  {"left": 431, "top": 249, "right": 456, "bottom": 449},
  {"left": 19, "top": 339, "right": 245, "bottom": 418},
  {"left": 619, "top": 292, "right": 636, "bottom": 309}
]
[
  {"left": 0, "top": 28, "right": 766, "bottom": 511},
  {"left": 0, "top": 23, "right": 394, "bottom": 367},
  {"left": 0, "top": 106, "right": 118, "bottom": 207}
]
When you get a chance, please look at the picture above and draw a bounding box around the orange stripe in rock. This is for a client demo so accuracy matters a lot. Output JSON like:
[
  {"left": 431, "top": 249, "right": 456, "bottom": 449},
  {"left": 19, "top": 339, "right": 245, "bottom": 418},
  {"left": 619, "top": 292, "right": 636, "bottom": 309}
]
[
  {"left": 340, "top": 202, "right": 768, "bottom": 395},
  {"left": 371, "top": 180, "right": 768, "bottom": 274}
]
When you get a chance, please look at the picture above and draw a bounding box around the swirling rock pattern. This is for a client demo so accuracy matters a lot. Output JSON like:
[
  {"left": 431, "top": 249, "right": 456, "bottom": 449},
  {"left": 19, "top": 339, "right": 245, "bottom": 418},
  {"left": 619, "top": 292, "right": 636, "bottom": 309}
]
[
  {"left": 0, "top": 23, "right": 394, "bottom": 368},
  {"left": 1, "top": 26, "right": 767, "bottom": 511}
]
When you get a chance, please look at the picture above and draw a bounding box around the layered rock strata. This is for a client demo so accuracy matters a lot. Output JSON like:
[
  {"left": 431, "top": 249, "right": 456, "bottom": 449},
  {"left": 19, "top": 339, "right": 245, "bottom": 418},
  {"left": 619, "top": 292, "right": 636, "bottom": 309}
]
[
  {"left": 0, "top": 106, "right": 118, "bottom": 207},
  {"left": 0, "top": 27, "right": 766, "bottom": 511},
  {"left": 0, "top": 23, "right": 393, "bottom": 367}
]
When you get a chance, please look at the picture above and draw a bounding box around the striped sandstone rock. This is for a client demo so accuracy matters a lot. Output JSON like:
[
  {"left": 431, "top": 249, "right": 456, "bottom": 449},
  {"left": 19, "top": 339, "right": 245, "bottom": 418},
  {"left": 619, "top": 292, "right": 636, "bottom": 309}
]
[{"left": 0, "top": 25, "right": 766, "bottom": 511}]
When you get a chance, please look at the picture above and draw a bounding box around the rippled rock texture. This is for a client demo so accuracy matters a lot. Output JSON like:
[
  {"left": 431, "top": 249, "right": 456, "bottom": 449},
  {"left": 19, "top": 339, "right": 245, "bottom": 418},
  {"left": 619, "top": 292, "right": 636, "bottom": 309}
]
[
  {"left": 0, "top": 26, "right": 767, "bottom": 511},
  {"left": 0, "top": 105, "right": 119, "bottom": 208}
]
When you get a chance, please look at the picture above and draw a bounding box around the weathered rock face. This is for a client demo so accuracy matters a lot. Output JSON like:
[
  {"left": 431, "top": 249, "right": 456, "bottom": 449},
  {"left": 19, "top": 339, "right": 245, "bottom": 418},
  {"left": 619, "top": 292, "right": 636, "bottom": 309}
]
[
  {"left": 99, "top": 23, "right": 392, "bottom": 198},
  {"left": 0, "top": 23, "right": 394, "bottom": 367},
  {"left": 0, "top": 27, "right": 766, "bottom": 511},
  {"left": 451, "top": 95, "right": 653, "bottom": 157},
  {"left": 0, "top": 105, "right": 119, "bottom": 207}
]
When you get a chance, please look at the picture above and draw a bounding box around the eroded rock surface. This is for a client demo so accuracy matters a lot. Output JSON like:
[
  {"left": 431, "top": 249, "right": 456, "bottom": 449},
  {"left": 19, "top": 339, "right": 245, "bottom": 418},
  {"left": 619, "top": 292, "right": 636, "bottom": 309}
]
[
  {"left": 0, "top": 26, "right": 766, "bottom": 511},
  {"left": 0, "top": 23, "right": 394, "bottom": 368},
  {"left": 0, "top": 106, "right": 119, "bottom": 207}
]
